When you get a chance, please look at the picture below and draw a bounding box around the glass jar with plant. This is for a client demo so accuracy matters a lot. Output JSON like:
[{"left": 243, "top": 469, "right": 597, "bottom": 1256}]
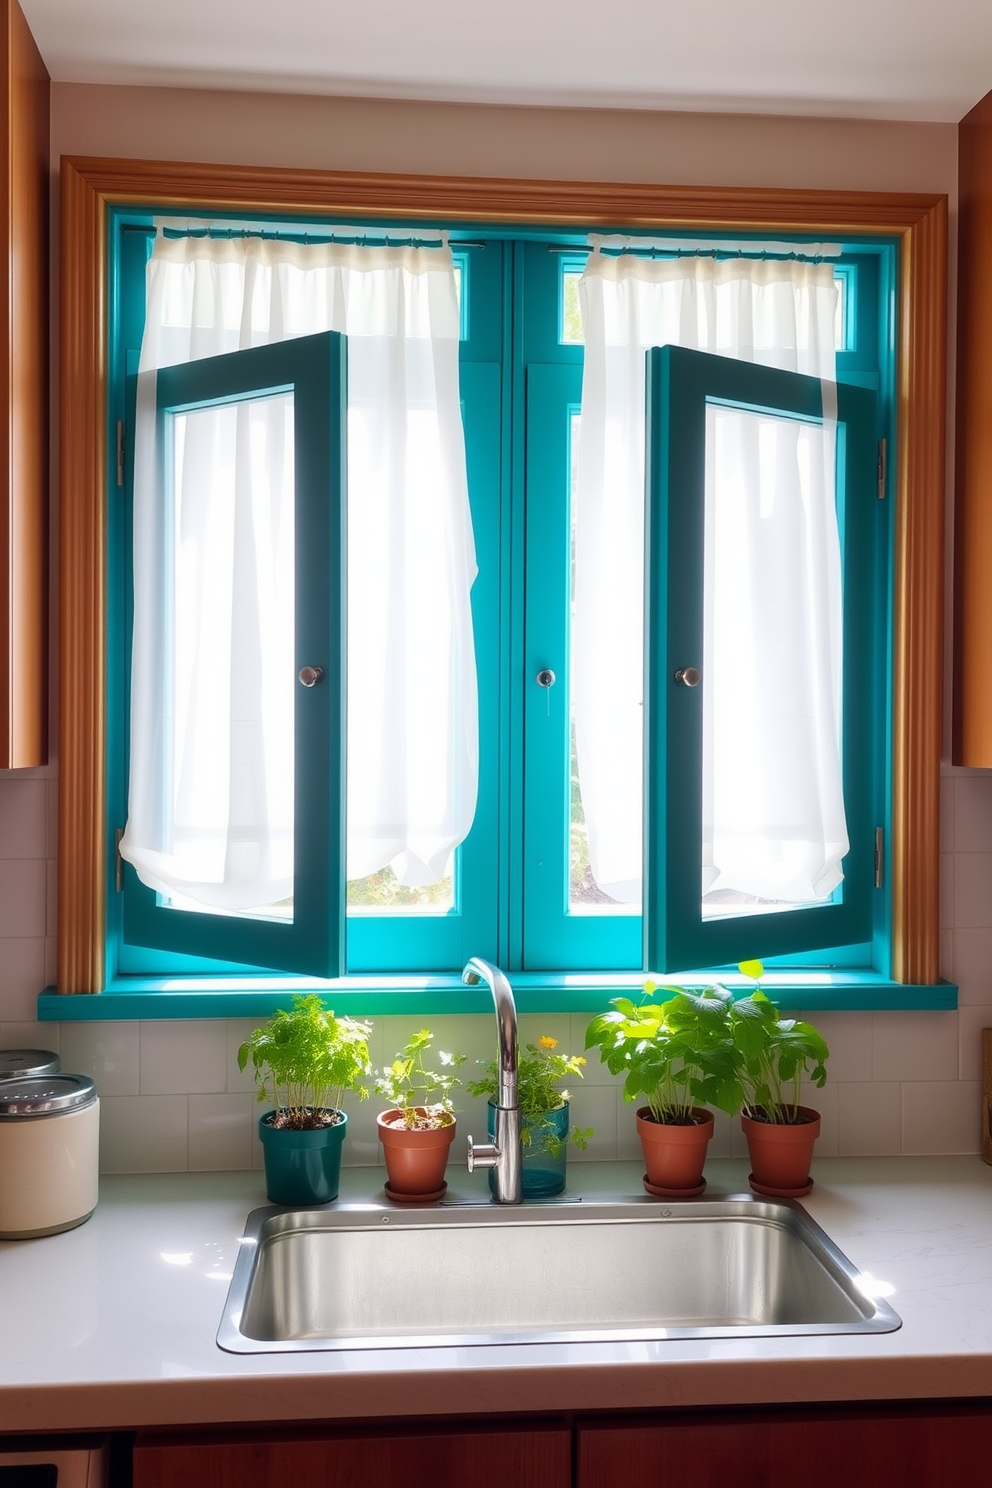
[
  {"left": 467, "top": 1036, "right": 593, "bottom": 1199},
  {"left": 238, "top": 993, "right": 372, "bottom": 1205},
  {"left": 374, "top": 1029, "right": 466, "bottom": 1201},
  {"left": 729, "top": 959, "right": 830, "bottom": 1197},
  {"left": 585, "top": 981, "right": 741, "bottom": 1196}
]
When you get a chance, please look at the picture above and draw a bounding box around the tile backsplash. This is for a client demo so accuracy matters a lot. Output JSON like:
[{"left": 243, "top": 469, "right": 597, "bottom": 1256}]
[{"left": 0, "top": 765, "right": 988, "bottom": 1173}]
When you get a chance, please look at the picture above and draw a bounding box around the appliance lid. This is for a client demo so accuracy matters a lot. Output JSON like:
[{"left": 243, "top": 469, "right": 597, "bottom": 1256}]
[
  {"left": 0, "top": 1048, "right": 60, "bottom": 1079},
  {"left": 0, "top": 1074, "right": 97, "bottom": 1116}
]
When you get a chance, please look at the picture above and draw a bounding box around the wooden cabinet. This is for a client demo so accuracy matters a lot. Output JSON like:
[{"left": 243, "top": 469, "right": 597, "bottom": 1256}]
[
  {"left": 132, "top": 1401, "right": 992, "bottom": 1488},
  {"left": 133, "top": 1420, "right": 571, "bottom": 1488},
  {"left": 577, "top": 1402, "right": 992, "bottom": 1487},
  {"left": 0, "top": 0, "right": 48, "bottom": 767},
  {"left": 956, "top": 88, "right": 992, "bottom": 764}
]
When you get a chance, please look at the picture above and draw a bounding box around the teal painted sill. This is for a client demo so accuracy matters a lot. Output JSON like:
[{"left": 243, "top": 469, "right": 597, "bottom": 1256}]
[{"left": 38, "top": 971, "right": 958, "bottom": 1021}]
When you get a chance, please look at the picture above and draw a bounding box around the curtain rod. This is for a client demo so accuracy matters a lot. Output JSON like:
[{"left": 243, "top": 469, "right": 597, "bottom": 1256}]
[
  {"left": 151, "top": 219, "right": 484, "bottom": 250},
  {"left": 549, "top": 236, "right": 842, "bottom": 261}
]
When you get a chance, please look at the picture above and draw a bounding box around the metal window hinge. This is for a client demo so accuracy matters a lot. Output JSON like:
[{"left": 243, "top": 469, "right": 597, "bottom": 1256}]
[
  {"left": 116, "top": 420, "right": 125, "bottom": 488},
  {"left": 874, "top": 826, "right": 884, "bottom": 889},
  {"left": 114, "top": 827, "right": 124, "bottom": 892},
  {"left": 876, "top": 438, "right": 887, "bottom": 500}
]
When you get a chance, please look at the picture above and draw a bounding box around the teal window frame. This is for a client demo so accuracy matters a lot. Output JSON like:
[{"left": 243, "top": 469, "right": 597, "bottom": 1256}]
[
  {"left": 123, "top": 331, "right": 348, "bottom": 978},
  {"left": 643, "top": 344, "right": 876, "bottom": 971},
  {"left": 37, "top": 212, "right": 955, "bottom": 1022}
]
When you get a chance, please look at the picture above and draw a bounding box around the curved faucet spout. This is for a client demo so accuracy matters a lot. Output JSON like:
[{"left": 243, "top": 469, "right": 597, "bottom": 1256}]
[
  {"left": 462, "top": 958, "right": 517, "bottom": 1109},
  {"left": 461, "top": 958, "right": 522, "bottom": 1204}
]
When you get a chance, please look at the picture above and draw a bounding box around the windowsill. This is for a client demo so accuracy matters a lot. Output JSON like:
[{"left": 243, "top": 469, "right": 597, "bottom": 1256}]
[{"left": 37, "top": 971, "right": 958, "bottom": 1021}]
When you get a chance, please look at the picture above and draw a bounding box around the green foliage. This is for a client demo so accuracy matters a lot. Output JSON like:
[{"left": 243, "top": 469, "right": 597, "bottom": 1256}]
[
  {"left": 729, "top": 962, "right": 829, "bottom": 1124},
  {"left": 237, "top": 994, "right": 372, "bottom": 1130},
  {"left": 585, "top": 980, "right": 743, "bottom": 1124},
  {"left": 467, "top": 1036, "right": 593, "bottom": 1155},
  {"left": 375, "top": 1028, "right": 466, "bottom": 1130},
  {"left": 346, "top": 864, "right": 453, "bottom": 909},
  {"left": 561, "top": 270, "right": 584, "bottom": 344}
]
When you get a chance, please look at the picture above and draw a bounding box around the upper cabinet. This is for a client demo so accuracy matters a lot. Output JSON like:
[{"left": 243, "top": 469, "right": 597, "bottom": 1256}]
[
  {"left": 0, "top": 0, "right": 48, "bottom": 768},
  {"left": 955, "top": 89, "right": 992, "bottom": 765}
]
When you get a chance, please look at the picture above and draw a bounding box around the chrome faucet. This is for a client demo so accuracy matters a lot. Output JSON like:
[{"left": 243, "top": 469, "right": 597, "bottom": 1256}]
[{"left": 462, "top": 958, "right": 522, "bottom": 1204}]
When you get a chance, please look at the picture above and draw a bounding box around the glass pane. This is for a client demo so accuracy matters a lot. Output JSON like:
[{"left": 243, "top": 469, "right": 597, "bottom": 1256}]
[
  {"left": 833, "top": 267, "right": 851, "bottom": 352},
  {"left": 702, "top": 402, "right": 847, "bottom": 922},
  {"left": 162, "top": 392, "right": 295, "bottom": 924},
  {"left": 347, "top": 858, "right": 454, "bottom": 913},
  {"left": 568, "top": 408, "right": 642, "bottom": 914},
  {"left": 344, "top": 388, "right": 458, "bottom": 918},
  {"left": 561, "top": 269, "right": 584, "bottom": 345}
]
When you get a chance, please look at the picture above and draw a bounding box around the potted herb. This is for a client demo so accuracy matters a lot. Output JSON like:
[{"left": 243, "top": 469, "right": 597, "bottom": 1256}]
[
  {"left": 375, "top": 1029, "right": 465, "bottom": 1201},
  {"left": 467, "top": 1037, "right": 592, "bottom": 1198},
  {"left": 729, "top": 960, "right": 830, "bottom": 1197},
  {"left": 586, "top": 981, "right": 741, "bottom": 1196},
  {"left": 238, "top": 994, "right": 372, "bottom": 1205}
]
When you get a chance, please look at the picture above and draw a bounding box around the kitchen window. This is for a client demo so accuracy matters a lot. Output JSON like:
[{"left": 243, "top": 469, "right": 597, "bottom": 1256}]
[{"left": 46, "top": 161, "right": 950, "bottom": 1017}]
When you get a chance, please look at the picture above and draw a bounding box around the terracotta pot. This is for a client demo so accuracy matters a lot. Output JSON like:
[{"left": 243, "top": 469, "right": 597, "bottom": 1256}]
[
  {"left": 635, "top": 1107, "right": 714, "bottom": 1197},
  {"left": 741, "top": 1105, "right": 821, "bottom": 1197},
  {"left": 377, "top": 1108, "right": 457, "bottom": 1198}
]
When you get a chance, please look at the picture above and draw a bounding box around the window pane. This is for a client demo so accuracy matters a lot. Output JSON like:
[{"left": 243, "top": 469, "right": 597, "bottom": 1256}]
[
  {"left": 162, "top": 392, "right": 296, "bottom": 923},
  {"left": 561, "top": 269, "right": 584, "bottom": 345},
  {"left": 347, "top": 859, "right": 454, "bottom": 913},
  {"left": 701, "top": 402, "right": 847, "bottom": 922},
  {"left": 568, "top": 408, "right": 642, "bottom": 914}
]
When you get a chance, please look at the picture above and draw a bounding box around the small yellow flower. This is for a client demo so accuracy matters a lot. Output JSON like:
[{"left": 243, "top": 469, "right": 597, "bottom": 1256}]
[
  {"left": 538, "top": 1036, "right": 558, "bottom": 1050},
  {"left": 575, "top": 1056, "right": 586, "bottom": 1066}
]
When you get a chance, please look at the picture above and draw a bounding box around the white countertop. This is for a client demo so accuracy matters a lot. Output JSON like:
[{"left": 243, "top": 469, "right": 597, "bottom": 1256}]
[{"left": 4, "top": 1156, "right": 992, "bottom": 1434}]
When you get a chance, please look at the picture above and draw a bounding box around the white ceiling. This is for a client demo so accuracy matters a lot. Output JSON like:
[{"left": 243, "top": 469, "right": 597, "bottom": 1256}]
[{"left": 19, "top": 0, "right": 992, "bottom": 124}]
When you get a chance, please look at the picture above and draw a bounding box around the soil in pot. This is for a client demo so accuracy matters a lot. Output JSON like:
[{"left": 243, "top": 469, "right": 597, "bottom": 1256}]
[
  {"left": 377, "top": 1107, "right": 456, "bottom": 1200},
  {"left": 258, "top": 1108, "right": 347, "bottom": 1205},
  {"left": 636, "top": 1107, "right": 714, "bottom": 1197},
  {"left": 741, "top": 1104, "right": 821, "bottom": 1197}
]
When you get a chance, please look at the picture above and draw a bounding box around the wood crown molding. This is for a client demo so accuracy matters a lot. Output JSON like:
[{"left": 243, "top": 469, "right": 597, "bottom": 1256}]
[{"left": 57, "top": 156, "right": 947, "bottom": 991}]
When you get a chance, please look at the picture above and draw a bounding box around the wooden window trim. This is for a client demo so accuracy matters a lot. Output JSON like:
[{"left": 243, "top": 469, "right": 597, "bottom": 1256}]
[{"left": 57, "top": 156, "right": 947, "bottom": 992}]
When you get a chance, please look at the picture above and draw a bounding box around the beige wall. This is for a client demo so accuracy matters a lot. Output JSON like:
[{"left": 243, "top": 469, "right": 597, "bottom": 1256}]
[
  {"left": 0, "top": 82, "right": 977, "bottom": 1175},
  {"left": 51, "top": 82, "right": 957, "bottom": 194}
]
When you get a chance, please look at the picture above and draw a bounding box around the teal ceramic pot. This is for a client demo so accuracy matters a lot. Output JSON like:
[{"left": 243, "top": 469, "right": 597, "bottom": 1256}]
[
  {"left": 487, "top": 1099, "right": 569, "bottom": 1199},
  {"left": 258, "top": 1109, "right": 347, "bottom": 1205}
]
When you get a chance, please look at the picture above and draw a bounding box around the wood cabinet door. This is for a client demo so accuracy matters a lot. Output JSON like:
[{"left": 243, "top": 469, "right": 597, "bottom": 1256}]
[
  {"left": 577, "top": 1404, "right": 992, "bottom": 1488},
  {"left": 134, "top": 1421, "right": 571, "bottom": 1488},
  {"left": 0, "top": 0, "right": 48, "bottom": 768}
]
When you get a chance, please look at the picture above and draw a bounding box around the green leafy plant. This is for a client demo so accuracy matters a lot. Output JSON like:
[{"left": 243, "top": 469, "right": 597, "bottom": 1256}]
[
  {"left": 585, "top": 980, "right": 742, "bottom": 1124},
  {"left": 467, "top": 1036, "right": 593, "bottom": 1154},
  {"left": 375, "top": 1028, "right": 466, "bottom": 1130},
  {"left": 729, "top": 960, "right": 829, "bottom": 1125},
  {"left": 237, "top": 994, "right": 373, "bottom": 1130}
]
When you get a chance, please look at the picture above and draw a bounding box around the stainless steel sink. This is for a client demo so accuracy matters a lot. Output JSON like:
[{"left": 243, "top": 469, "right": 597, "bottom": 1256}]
[{"left": 217, "top": 1193, "right": 901, "bottom": 1353}]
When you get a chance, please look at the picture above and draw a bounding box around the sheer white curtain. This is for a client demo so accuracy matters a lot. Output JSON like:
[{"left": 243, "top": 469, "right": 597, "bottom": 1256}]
[
  {"left": 574, "top": 241, "right": 847, "bottom": 909},
  {"left": 120, "top": 230, "right": 477, "bottom": 912}
]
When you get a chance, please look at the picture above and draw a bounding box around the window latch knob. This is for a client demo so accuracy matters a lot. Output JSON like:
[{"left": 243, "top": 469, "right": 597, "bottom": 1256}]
[
  {"left": 298, "top": 666, "right": 324, "bottom": 688},
  {"left": 674, "top": 666, "right": 701, "bottom": 688}
]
